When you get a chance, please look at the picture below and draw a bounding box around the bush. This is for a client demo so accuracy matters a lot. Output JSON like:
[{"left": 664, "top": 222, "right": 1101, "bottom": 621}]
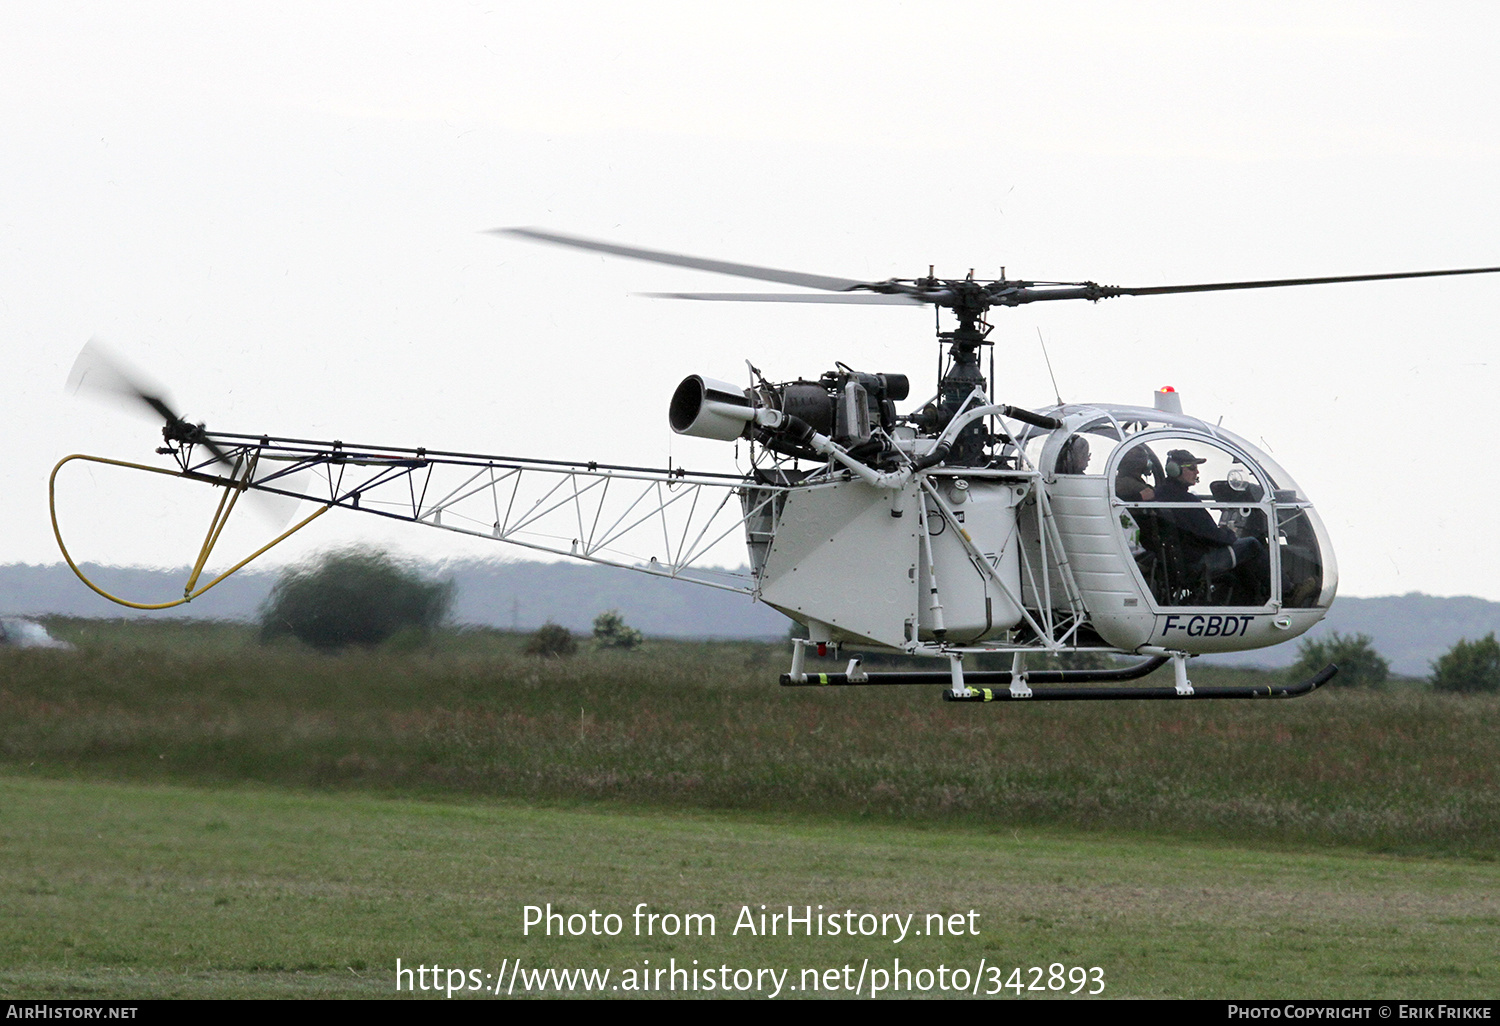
[
  {"left": 259, "top": 548, "right": 453, "bottom": 651},
  {"left": 1431, "top": 633, "right": 1500, "bottom": 693},
  {"left": 1039, "top": 650, "right": 1118, "bottom": 671},
  {"left": 1290, "top": 631, "right": 1389, "bottom": 688},
  {"left": 592, "top": 609, "right": 643, "bottom": 650},
  {"left": 525, "top": 622, "right": 577, "bottom": 658}
]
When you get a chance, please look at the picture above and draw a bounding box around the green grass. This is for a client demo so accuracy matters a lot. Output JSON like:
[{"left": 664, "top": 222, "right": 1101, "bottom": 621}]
[
  {"left": 2, "top": 775, "right": 1498, "bottom": 999},
  {"left": 3, "top": 619, "right": 1498, "bottom": 999},
  {"left": 4, "top": 619, "right": 1497, "bottom": 858}
]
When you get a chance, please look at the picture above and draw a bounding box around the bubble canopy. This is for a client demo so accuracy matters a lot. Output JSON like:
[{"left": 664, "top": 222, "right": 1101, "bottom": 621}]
[{"left": 1016, "top": 404, "right": 1336, "bottom": 614}]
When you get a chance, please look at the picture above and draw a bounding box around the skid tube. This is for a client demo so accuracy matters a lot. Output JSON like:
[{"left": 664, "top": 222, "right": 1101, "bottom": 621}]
[
  {"left": 940, "top": 663, "right": 1338, "bottom": 702},
  {"left": 781, "top": 659, "right": 1337, "bottom": 701},
  {"left": 781, "top": 655, "right": 1170, "bottom": 688}
]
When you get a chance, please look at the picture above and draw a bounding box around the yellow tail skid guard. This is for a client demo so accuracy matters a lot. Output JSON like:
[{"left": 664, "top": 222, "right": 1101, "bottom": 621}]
[{"left": 49, "top": 452, "right": 328, "bottom": 610}]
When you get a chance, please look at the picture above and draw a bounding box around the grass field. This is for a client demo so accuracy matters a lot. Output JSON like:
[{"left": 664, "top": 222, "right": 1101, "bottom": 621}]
[
  {"left": 7, "top": 618, "right": 1499, "bottom": 856},
  {"left": 2, "top": 776, "right": 1498, "bottom": 999},
  {"left": 2, "top": 619, "right": 1498, "bottom": 998}
]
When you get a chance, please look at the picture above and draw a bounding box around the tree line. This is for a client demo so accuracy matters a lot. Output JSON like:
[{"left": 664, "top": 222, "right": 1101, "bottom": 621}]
[
  {"left": 1293, "top": 630, "right": 1500, "bottom": 691},
  {"left": 258, "top": 548, "right": 1500, "bottom": 691},
  {"left": 260, "top": 548, "right": 642, "bottom": 655}
]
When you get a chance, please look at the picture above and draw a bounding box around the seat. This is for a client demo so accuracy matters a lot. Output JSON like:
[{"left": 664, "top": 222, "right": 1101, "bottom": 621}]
[{"left": 1142, "top": 513, "right": 1235, "bottom": 606}]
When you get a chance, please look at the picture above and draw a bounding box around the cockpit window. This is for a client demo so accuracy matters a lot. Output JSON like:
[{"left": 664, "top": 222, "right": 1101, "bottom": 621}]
[
  {"left": 1112, "top": 438, "right": 1266, "bottom": 501},
  {"left": 1212, "top": 428, "right": 1309, "bottom": 503},
  {"left": 1115, "top": 436, "right": 1273, "bottom": 608},
  {"left": 1277, "top": 506, "right": 1325, "bottom": 608},
  {"left": 1050, "top": 419, "right": 1126, "bottom": 476},
  {"left": 1019, "top": 426, "right": 1052, "bottom": 472}
]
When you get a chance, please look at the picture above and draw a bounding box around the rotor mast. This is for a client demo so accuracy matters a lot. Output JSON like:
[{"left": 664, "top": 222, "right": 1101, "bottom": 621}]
[{"left": 930, "top": 274, "right": 997, "bottom": 464}]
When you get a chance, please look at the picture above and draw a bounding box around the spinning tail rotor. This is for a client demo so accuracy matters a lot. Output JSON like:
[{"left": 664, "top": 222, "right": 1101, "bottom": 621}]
[
  {"left": 55, "top": 340, "right": 326, "bottom": 607},
  {"left": 66, "top": 339, "right": 236, "bottom": 468}
]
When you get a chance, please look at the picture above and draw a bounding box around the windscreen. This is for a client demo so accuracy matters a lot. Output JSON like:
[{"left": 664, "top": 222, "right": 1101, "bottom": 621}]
[{"left": 1112, "top": 436, "right": 1273, "bottom": 609}]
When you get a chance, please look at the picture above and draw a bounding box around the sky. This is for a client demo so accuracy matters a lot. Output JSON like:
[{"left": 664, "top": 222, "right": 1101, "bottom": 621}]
[{"left": 4, "top": 2, "right": 1499, "bottom": 601}]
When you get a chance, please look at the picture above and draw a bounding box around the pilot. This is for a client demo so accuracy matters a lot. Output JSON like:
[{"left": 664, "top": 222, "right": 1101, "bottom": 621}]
[
  {"left": 1156, "top": 448, "right": 1266, "bottom": 580},
  {"left": 1114, "top": 444, "right": 1155, "bottom": 501}
]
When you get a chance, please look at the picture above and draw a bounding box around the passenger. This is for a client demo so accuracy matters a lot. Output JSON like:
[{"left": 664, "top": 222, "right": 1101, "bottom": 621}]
[
  {"left": 1057, "top": 435, "right": 1091, "bottom": 475},
  {"left": 1115, "top": 444, "right": 1155, "bottom": 501},
  {"left": 1156, "top": 448, "right": 1267, "bottom": 580}
]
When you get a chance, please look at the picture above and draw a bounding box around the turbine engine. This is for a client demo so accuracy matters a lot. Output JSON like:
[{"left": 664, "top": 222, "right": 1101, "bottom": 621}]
[{"left": 669, "top": 367, "right": 909, "bottom": 463}]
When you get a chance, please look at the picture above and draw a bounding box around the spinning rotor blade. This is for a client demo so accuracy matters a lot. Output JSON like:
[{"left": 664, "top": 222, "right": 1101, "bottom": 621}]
[
  {"left": 945, "top": 265, "right": 1500, "bottom": 309},
  {"left": 66, "top": 339, "right": 235, "bottom": 468},
  {"left": 243, "top": 458, "right": 310, "bottom": 531},
  {"left": 638, "top": 291, "right": 928, "bottom": 305},
  {"left": 497, "top": 228, "right": 1500, "bottom": 317},
  {"left": 67, "top": 340, "right": 307, "bottom": 530},
  {"left": 66, "top": 338, "right": 179, "bottom": 423},
  {"left": 1094, "top": 265, "right": 1500, "bottom": 300},
  {"left": 495, "top": 227, "right": 872, "bottom": 293}
]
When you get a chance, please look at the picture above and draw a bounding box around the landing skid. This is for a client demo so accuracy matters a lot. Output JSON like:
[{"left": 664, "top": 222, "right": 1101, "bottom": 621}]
[
  {"left": 939, "top": 663, "right": 1336, "bottom": 702},
  {"left": 781, "top": 641, "right": 1336, "bottom": 702}
]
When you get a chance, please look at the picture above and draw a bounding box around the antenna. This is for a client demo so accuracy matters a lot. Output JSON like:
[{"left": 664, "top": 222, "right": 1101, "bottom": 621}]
[{"left": 1037, "top": 327, "right": 1063, "bottom": 406}]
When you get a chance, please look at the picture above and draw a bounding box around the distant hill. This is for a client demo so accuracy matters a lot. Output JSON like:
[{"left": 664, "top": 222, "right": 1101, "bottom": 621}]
[
  {"left": 1206, "top": 593, "right": 1500, "bottom": 677},
  {"left": 0, "top": 562, "right": 276, "bottom": 623},
  {"left": 0, "top": 559, "right": 789, "bottom": 639},
  {"left": 3, "top": 561, "right": 1495, "bottom": 675}
]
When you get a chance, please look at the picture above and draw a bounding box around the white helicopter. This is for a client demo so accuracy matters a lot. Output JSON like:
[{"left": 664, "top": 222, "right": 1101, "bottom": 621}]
[{"left": 53, "top": 230, "right": 1500, "bottom": 702}]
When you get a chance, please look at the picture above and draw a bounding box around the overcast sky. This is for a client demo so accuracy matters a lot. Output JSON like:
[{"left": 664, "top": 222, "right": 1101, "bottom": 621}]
[{"left": 5, "top": 2, "right": 1499, "bottom": 603}]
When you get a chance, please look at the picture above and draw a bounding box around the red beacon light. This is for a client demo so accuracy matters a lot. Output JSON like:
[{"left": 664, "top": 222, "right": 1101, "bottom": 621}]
[{"left": 1154, "top": 384, "right": 1183, "bottom": 414}]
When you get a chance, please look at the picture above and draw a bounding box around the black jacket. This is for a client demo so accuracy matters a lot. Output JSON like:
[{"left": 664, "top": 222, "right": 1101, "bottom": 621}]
[{"left": 1154, "top": 478, "right": 1235, "bottom": 562}]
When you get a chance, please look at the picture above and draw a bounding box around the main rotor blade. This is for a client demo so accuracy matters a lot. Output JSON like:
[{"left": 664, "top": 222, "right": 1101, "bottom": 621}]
[
  {"left": 639, "top": 291, "right": 929, "bottom": 305},
  {"left": 495, "top": 227, "right": 870, "bottom": 292},
  {"left": 1101, "top": 265, "right": 1500, "bottom": 299}
]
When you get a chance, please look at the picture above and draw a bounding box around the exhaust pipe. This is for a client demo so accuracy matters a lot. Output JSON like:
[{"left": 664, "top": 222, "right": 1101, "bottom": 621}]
[{"left": 669, "top": 375, "right": 760, "bottom": 441}]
